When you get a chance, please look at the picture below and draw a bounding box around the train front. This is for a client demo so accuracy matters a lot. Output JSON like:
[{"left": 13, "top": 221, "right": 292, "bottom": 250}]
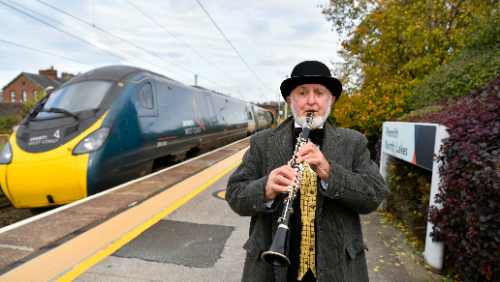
[{"left": 0, "top": 75, "right": 117, "bottom": 209}]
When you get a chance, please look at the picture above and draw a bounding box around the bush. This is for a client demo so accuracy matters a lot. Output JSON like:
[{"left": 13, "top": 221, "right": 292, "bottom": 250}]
[
  {"left": 0, "top": 116, "right": 19, "bottom": 134},
  {"left": 379, "top": 76, "right": 500, "bottom": 281},
  {"left": 385, "top": 158, "right": 432, "bottom": 247},
  {"left": 428, "top": 78, "right": 500, "bottom": 282},
  {"left": 21, "top": 98, "right": 38, "bottom": 118},
  {"left": 410, "top": 16, "right": 500, "bottom": 110}
]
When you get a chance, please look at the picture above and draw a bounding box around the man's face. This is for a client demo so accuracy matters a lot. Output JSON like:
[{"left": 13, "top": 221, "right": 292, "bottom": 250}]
[{"left": 286, "top": 84, "right": 335, "bottom": 119}]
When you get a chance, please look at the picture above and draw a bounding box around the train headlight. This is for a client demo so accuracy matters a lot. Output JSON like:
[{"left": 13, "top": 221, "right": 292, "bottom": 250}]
[
  {"left": 0, "top": 141, "right": 12, "bottom": 164},
  {"left": 72, "top": 127, "right": 111, "bottom": 155}
]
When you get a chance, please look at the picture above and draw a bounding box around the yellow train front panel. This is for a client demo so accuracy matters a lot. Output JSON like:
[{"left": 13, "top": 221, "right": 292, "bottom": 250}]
[
  {"left": 1, "top": 114, "right": 106, "bottom": 209},
  {"left": 5, "top": 154, "right": 89, "bottom": 209}
]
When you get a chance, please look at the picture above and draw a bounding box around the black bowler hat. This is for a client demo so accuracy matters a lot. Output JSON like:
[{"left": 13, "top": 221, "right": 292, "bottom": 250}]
[{"left": 280, "top": 61, "right": 342, "bottom": 102}]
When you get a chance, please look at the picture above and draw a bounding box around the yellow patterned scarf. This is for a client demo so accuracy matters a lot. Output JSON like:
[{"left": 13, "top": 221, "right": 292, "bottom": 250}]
[{"left": 297, "top": 163, "right": 317, "bottom": 280}]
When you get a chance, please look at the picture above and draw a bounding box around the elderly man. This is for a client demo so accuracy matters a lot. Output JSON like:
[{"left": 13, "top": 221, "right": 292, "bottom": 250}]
[{"left": 226, "top": 61, "right": 388, "bottom": 282}]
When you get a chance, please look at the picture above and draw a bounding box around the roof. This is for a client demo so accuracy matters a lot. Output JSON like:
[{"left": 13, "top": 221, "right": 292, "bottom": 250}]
[
  {"left": 24, "top": 73, "right": 63, "bottom": 89},
  {"left": 2, "top": 72, "right": 65, "bottom": 90}
]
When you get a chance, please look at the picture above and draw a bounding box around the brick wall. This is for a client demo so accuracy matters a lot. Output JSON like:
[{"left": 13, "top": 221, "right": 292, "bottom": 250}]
[
  {"left": 0, "top": 102, "right": 24, "bottom": 116},
  {"left": 2, "top": 75, "right": 42, "bottom": 102}
]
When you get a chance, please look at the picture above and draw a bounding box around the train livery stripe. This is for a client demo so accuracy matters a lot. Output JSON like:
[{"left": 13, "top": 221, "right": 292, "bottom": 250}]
[
  {"left": 0, "top": 147, "right": 247, "bottom": 281},
  {"left": 123, "top": 77, "right": 154, "bottom": 84}
]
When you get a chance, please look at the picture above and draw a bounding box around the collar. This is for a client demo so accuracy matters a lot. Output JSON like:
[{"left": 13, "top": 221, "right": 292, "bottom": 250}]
[{"left": 294, "top": 120, "right": 324, "bottom": 129}]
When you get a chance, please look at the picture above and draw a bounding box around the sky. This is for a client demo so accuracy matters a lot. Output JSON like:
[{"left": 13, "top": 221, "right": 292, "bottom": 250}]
[{"left": 0, "top": 0, "right": 342, "bottom": 103}]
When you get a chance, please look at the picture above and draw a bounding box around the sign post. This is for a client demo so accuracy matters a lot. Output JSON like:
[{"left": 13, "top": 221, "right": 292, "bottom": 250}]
[{"left": 380, "top": 122, "right": 449, "bottom": 270}]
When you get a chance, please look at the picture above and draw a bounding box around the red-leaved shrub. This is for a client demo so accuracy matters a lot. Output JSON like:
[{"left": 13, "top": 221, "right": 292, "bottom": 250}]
[{"left": 378, "top": 76, "right": 500, "bottom": 281}]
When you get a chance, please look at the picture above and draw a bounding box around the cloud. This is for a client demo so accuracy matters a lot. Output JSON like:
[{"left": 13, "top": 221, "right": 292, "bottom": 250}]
[{"left": 0, "top": 0, "right": 341, "bottom": 102}]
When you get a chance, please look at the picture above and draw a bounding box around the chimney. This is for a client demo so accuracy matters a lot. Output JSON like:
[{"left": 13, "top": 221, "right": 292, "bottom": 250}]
[
  {"left": 39, "top": 67, "right": 58, "bottom": 80},
  {"left": 61, "top": 72, "right": 75, "bottom": 79}
]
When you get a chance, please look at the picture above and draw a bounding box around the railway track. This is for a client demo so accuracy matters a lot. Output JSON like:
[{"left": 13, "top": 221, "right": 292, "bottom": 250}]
[
  {"left": 0, "top": 194, "right": 14, "bottom": 213},
  {"left": 0, "top": 193, "right": 32, "bottom": 229}
]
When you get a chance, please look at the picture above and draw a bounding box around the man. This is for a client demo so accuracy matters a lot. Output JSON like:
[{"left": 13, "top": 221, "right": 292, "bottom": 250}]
[{"left": 226, "top": 61, "right": 388, "bottom": 282}]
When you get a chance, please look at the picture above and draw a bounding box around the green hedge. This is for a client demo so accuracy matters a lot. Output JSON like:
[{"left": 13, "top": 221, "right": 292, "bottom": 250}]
[
  {"left": 410, "top": 17, "right": 500, "bottom": 109},
  {"left": 0, "top": 116, "right": 19, "bottom": 134}
]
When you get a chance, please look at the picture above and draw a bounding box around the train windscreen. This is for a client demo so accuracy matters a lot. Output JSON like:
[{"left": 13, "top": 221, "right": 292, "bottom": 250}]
[{"left": 37, "top": 80, "right": 113, "bottom": 119}]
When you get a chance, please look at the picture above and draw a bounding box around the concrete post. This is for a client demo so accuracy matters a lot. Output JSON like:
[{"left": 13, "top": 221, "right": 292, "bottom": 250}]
[{"left": 424, "top": 124, "right": 449, "bottom": 270}]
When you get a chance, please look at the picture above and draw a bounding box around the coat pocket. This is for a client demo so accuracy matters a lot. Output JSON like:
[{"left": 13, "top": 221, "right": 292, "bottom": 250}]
[
  {"left": 345, "top": 238, "right": 368, "bottom": 260},
  {"left": 243, "top": 237, "right": 262, "bottom": 261}
]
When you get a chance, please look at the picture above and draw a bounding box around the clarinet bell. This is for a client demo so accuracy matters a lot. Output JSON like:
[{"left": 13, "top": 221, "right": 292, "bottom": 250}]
[{"left": 261, "top": 226, "right": 291, "bottom": 267}]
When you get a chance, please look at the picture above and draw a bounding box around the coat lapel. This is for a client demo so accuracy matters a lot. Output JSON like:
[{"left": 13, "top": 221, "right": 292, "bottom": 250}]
[
  {"left": 267, "top": 117, "right": 294, "bottom": 172},
  {"left": 317, "top": 119, "right": 341, "bottom": 220},
  {"left": 321, "top": 119, "right": 341, "bottom": 164}
]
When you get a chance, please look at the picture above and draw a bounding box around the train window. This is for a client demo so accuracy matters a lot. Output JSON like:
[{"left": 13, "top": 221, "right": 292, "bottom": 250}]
[
  {"left": 37, "top": 80, "right": 112, "bottom": 119},
  {"left": 248, "top": 111, "right": 253, "bottom": 120},
  {"left": 138, "top": 83, "right": 154, "bottom": 109}
]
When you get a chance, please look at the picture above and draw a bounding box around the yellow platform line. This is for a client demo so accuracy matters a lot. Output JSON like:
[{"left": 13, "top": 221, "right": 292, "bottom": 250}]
[{"left": 0, "top": 147, "right": 248, "bottom": 282}]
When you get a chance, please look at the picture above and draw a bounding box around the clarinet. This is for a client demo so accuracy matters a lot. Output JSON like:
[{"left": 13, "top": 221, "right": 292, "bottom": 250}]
[{"left": 261, "top": 111, "right": 314, "bottom": 267}]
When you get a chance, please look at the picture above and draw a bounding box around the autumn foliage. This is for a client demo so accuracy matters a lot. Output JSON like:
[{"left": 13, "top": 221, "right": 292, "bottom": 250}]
[{"left": 322, "top": 0, "right": 498, "bottom": 136}]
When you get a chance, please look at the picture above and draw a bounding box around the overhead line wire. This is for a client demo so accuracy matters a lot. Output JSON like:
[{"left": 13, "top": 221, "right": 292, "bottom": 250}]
[
  {"left": 6, "top": 0, "right": 143, "bottom": 65},
  {"left": 125, "top": 0, "right": 248, "bottom": 101},
  {"left": 36, "top": 0, "right": 240, "bottom": 97},
  {"left": 36, "top": 0, "right": 195, "bottom": 75},
  {"left": 0, "top": 0, "right": 134, "bottom": 65},
  {"left": 6, "top": 0, "right": 192, "bottom": 82},
  {"left": 195, "top": 0, "right": 273, "bottom": 99},
  {"left": 0, "top": 39, "right": 94, "bottom": 67}
]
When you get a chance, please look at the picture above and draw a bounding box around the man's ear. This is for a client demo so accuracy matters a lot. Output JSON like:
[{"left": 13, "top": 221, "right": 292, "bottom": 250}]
[
  {"left": 330, "top": 97, "right": 336, "bottom": 108},
  {"left": 286, "top": 96, "right": 291, "bottom": 104}
]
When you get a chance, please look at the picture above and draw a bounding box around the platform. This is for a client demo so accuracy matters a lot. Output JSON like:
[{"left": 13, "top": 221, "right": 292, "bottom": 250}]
[{"left": 0, "top": 137, "right": 448, "bottom": 282}]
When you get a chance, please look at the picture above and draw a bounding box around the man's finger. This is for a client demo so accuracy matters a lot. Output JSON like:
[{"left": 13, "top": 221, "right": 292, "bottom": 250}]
[
  {"left": 305, "top": 157, "right": 321, "bottom": 165},
  {"left": 273, "top": 184, "right": 289, "bottom": 193},
  {"left": 280, "top": 165, "right": 298, "bottom": 175},
  {"left": 276, "top": 175, "right": 295, "bottom": 187},
  {"left": 277, "top": 166, "right": 298, "bottom": 179}
]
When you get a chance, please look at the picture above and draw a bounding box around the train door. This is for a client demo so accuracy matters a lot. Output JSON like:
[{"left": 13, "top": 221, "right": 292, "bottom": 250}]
[
  {"left": 129, "top": 80, "right": 158, "bottom": 167},
  {"left": 251, "top": 106, "right": 260, "bottom": 131},
  {"left": 247, "top": 105, "right": 256, "bottom": 134},
  {"left": 204, "top": 94, "right": 219, "bottom": 141}
]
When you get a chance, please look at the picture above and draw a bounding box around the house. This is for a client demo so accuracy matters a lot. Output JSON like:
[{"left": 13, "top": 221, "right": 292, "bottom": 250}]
[{"left": 1, "top": 66, "right": 75, "bottom": 102}]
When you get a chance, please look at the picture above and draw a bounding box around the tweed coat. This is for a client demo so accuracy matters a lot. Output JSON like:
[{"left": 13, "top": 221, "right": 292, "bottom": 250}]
[{"left": 226, "top": 117, "right": 389, "bottom": 282}]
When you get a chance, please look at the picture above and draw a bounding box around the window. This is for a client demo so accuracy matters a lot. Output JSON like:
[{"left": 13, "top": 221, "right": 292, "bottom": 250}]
[
  {"left": 138, "top": 83, "right": 154, "bottom": 109},
  {"left": 23, "top": 91, "right": 27, "bottom": 102},
  {"left": 36, "top": 80, "right": 112, "bottom": 119},
  {"left": 34, "top": 91, "right": 38, "bottom": 101},
  {"left": 248, "top": 111, "right": 253, "bottom": 120},
  {"left": 10, "top": 91, "right": 15, "bottom": 102}
]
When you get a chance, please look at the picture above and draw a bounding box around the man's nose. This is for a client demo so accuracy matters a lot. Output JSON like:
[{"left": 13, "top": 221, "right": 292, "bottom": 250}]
[{"left": 306, "top": 91, "right": 316, "bottom": 105}]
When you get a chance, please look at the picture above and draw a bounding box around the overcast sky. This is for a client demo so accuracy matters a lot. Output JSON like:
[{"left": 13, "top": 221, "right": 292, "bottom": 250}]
[{"left": 0, "top": 0, "right": 342, "bottom": 103}]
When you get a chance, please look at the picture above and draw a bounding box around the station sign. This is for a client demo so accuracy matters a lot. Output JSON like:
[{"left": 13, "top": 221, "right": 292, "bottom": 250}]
[{"left": 381, "top": 122, "right": 437, "bottom": 171}]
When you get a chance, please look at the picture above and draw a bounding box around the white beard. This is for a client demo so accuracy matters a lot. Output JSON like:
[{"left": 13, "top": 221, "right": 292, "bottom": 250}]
[{"left": 290, "top": 96, "right": 333, "bottom": 129}]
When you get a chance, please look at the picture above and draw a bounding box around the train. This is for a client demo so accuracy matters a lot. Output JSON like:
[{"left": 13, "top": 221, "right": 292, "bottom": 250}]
[{"left": 0, "top": 65, "right": 274, "bottom": 209}]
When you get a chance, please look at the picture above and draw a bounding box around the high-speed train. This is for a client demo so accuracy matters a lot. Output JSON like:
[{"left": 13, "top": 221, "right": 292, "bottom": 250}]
[{"left": 0, "top": 65, "right": 273, "bottom": 209}]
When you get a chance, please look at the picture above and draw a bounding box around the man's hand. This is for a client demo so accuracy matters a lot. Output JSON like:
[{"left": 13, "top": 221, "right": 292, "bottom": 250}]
[
  {"left": 295, "top": 143, "right": 331, "bottom": 180},
  {"left": 264, "top": 165, "right": 298, "bottom": 201}
]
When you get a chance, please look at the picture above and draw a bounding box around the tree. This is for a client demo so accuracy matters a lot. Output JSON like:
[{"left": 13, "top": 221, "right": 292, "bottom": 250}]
[{"left": 322, "top": 0, "right": 497, "bottom": 136}]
